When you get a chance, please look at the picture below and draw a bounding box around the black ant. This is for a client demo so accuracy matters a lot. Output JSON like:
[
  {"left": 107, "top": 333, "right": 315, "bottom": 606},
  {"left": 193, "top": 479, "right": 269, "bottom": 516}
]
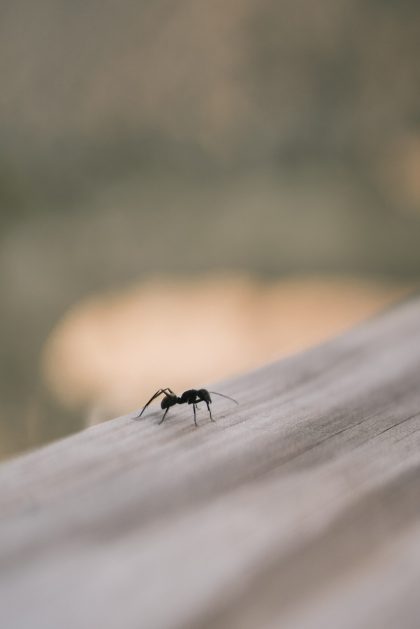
[{"left": 136, "top": 387, "right": 238, "bottom": 426}]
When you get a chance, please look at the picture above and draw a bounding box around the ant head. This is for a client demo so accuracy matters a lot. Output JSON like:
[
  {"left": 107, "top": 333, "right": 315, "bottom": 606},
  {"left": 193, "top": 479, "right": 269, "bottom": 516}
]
[{"left": 198, "top": 389, "right": 211, "bottom": 402}]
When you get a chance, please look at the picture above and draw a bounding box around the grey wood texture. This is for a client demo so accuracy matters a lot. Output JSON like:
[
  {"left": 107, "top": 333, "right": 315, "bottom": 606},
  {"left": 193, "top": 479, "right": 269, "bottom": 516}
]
[{"left": 1, "top": 297, "right": 420, "bottom": 629}]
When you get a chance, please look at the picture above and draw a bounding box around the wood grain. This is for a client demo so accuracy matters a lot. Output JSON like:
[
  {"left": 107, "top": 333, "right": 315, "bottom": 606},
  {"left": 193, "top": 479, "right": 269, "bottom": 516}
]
[{"left": 1, "top": 296, "right": 420, "bottom": 629}]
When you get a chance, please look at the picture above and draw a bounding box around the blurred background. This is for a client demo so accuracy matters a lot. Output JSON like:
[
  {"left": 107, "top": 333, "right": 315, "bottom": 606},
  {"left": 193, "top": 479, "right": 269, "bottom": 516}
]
[{"left": 1, "top": 0, "right": 419, "bottom": 460}]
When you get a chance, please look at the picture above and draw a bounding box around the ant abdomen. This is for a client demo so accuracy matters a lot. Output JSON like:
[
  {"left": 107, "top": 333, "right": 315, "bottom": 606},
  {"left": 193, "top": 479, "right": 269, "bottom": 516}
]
[{"left": 161, "top": 395, "right": 177, "bottom": 409}]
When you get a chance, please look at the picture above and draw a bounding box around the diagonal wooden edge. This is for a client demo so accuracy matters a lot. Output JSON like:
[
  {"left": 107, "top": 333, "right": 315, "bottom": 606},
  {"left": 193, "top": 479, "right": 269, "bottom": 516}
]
[{"left": 1, "top": 295, "right": 420, "bottom": 629}]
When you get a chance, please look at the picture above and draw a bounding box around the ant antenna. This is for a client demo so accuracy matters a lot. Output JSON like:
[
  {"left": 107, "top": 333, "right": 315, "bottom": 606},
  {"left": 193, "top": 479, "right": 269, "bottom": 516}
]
[{"left": 209, "top": 391, "right": 238, "bottom": 404}]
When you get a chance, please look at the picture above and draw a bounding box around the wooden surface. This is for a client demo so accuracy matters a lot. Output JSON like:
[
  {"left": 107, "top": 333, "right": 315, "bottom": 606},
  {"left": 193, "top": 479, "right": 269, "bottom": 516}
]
[{"left": 1, "top": 297, "right": 420, "bottom": 629}]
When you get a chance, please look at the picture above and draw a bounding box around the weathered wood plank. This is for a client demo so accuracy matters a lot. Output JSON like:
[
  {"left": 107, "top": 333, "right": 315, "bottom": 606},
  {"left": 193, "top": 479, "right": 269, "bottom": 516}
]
[{"left": 1, "top": 297, "right": 420, "bottom": 629}]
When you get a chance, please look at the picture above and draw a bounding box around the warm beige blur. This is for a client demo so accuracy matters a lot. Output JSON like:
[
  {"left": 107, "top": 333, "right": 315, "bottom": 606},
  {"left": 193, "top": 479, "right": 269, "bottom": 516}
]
[{"left": 41, "top": 275, "right": 412, "bottom": 425}]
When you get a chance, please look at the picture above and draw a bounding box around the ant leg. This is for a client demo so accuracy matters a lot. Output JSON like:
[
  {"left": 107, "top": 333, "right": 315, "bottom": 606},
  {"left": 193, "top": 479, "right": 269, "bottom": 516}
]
[
  {"left": 206, "top": 401, "right": 215, "bottom": 422},
  {"left": 193, "top": 404, "right": 198, "bottom": 427},
  {"left": 137, "top": 388, "right": 177, "bottom": 418},
  {"left": 158, "top": 408, "right": 169, "bottom": 425},
  {"left": 137, "top": 388, "right": 166, "bottom": 417}
]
